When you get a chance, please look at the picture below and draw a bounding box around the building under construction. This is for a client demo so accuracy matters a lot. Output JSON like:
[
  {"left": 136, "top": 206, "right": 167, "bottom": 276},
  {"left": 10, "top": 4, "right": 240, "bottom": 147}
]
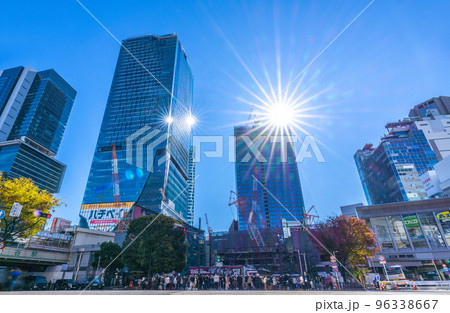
[{"left": 209, "top": 222, "right": 320, "bottom": 274}]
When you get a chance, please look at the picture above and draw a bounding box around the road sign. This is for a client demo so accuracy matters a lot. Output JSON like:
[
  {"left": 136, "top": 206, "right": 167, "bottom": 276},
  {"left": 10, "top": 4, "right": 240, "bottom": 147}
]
[
  {"left": 0, "top": 242, "right": 4, "bottom": 249},
  {"left": 443, "top": 264, "right": 447, "bottom": 269},
  {"left": 9, "top": 202, "right": 23, "bottom": 218},
  {"left": 378, "top": 255, "right": 386, "bottom": 262},
  {"left": 332, "top": 267, "right": 338, "bottom": 273},
  {"left": 278, "top": 235, "right": 284, "bottom": 243},
  {"left": 199, "top": 233, "right": 205, "bottom": 241},
  {"left": 0, "top": 209, "right": 5, "bottom": 220},
  {"left": 331, "top": 261, "right": 337, "bottom": 267},
  {"left": 330, "top": 256, "right": 336, "bottom": 262}
]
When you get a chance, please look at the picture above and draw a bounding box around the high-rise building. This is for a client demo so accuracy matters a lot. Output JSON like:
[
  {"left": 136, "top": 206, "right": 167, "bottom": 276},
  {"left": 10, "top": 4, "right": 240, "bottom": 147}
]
[
  {"left": 80, "top": 34, "right": 194, "bottom": 230},
  {"left": 0, "top": 66, "right": 76, "bottom": 193},
  {"left": 186, "top": 146, "right": 196, "bottom": 226},
  {"left": 409, "top": 96, "right": 450, "bottom": 118},
  {"left": 355, "top": 121, "right": 438, "bottom": 205},
  {"left": 410, "top": 111, "right": 450, "bottom": 161},
  {"left": 234, "top": 124, "right": 305, "bottom": 230}
]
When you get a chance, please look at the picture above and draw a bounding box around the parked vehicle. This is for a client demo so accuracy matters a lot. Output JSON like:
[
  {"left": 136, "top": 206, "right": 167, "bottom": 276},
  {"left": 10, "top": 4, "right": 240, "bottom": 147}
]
[
  {"left": 78, "top": 278, "right": 104, "bottom": 290},
  {"left": 386, "top": 265, "right": 409, "bottom": 281},
  {"left": 23, "top": 276, "right": 47, "bottom": 290},
  {"left": 54, "top": 279, "right": 79, "bottom": 290}
]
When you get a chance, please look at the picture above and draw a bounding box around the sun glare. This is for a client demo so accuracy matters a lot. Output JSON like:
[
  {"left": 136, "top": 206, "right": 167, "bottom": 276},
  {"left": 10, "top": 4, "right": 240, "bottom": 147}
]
[{"left": 266, "top": 102, "right": 295, "bottom": 127}]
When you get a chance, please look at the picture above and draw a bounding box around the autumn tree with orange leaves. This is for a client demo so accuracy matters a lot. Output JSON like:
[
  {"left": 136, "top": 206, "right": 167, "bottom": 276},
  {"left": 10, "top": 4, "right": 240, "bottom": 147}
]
[{"left": 311, "top": 215, "right": 379, "bottom": 283}]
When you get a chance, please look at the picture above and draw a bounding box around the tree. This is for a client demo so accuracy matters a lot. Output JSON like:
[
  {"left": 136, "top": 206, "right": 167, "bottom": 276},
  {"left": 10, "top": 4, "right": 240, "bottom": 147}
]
[
  {"left": 122, "top": 215, "right": 187, "bottom": 276},
  {"left": 92, "top": 241, "right": 123, "bottom": 286},
  {"left": 311, "top": 215, "right": 379, "bottom": 282},
  {"left": 0, "top": 175, "right": 62, "bottom": 247}
]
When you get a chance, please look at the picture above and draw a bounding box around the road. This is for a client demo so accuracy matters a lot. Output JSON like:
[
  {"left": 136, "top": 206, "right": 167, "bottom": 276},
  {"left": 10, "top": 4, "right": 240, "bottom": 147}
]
[{"left": 3, "top": 289, "right": 450, "bottom": 295}]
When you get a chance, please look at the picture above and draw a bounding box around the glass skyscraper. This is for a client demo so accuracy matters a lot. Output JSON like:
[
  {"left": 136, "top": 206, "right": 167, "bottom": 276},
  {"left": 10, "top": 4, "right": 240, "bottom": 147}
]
[
  {"left": 80, "top": 34, "right": 194, "bottom": 230},
  {"left": 0, "top": 66, "right": 76, "bottom": 193},
  {"left": 355, "top": 121, "right": 438, "bottom": 205},
  {"left": 234, "top": 124, "right": 305, "bottom": 230}
]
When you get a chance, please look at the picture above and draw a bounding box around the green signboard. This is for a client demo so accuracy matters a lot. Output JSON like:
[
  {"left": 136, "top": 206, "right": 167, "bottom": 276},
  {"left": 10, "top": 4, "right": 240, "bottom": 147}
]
[{"left": 403, "top": 215, "right": 420, "bottom": 228}]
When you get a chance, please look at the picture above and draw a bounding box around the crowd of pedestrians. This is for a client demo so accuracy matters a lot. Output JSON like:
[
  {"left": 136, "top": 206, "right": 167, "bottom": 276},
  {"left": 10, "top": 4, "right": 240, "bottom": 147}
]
[{"left": 136, "top": 272, "right": 343, "bottom": 291}]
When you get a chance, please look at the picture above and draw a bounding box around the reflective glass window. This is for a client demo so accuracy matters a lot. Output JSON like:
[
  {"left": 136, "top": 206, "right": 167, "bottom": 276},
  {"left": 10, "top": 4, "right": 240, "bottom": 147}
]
[
  {"left": 435, "top": 211, "right": 450, "bottom": 246},
  {"left": 419, "top": 212, "right": 446, "bottom": 248},
  {"left": 402, "top": 214, "right": 427, "bottom": 248},
  {"left": 372, "top": 217, "right": 394, "bottom": 249},
  {"left": 387, "top": 215, "right": 411, "bottom": 249}
]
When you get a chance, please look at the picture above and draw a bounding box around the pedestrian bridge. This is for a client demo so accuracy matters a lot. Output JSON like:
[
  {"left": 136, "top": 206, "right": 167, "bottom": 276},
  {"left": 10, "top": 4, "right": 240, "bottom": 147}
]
[{"left": 0, "top": 246, "right": 68, "bottom": 266}]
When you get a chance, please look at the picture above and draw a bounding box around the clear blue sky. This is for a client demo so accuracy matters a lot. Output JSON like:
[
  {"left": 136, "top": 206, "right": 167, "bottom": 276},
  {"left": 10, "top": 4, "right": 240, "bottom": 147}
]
[{"left": 1, "top": 0, "right": 449, "bottom": 231}]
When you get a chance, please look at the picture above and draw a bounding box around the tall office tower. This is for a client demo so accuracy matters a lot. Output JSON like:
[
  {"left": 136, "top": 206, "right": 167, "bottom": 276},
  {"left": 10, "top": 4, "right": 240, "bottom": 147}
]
[
  {"left": 409, "top": 96, "right": 450, "bottom": 118},
  {"left": 80, "top": 34, "right": 193, "bottom": 230},
  {"left": 186, "top": 146, "right": 196, "bottom": 226},
  {"left": 354, "top": 121, "right": 438, "bottom": 205},
  {"left": 234, "top": 124, "right": 305, "bottom": 230},
  {"left": 0, "top": 66, "right": 76, "bottom": 193}
]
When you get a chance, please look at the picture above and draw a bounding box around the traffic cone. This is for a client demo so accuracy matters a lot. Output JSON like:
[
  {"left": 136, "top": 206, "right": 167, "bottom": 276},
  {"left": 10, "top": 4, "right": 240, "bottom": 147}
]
[
  {"left": 413, "top": 281, "right": 418, "bottom": 290},
  {"left": 394, "top": 282, "right": 398, "bottom": 290}
]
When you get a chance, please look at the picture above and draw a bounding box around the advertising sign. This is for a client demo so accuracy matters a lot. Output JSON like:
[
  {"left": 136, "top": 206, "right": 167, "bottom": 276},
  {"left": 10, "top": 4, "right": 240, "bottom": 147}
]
[
  {"left": 50, "top": 218, "right": 72, "bottom": 233},
  {"left": 80, "top": 202, "right": 134, "bottom": 228},
  {"left": 403, "top": 215, "right": 420, "bottom": 228}
]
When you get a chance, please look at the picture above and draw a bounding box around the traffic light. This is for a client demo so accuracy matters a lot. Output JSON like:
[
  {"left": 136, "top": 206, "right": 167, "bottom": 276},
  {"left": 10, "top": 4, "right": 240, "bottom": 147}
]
[
  {"left": 217, "top": 255, "right": 221, "bottom": 262},
  {"left": 34, "top": 210, "right": 51, "bottom": 219}
]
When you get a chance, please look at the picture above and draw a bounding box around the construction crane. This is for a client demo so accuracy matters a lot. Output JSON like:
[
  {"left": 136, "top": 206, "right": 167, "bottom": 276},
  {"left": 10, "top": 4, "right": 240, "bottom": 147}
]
[
  {"left": 204, "top": 213, "right": 213, "bottom": 241},
  {"left": 301, "top": 205, "right": 320, "bottom": 227},
  {"left": 229, "top": 190, "right": 265, "bottom": 249},
  {"left": 252, "top": 170, "right": 268, "bottom": 229}
]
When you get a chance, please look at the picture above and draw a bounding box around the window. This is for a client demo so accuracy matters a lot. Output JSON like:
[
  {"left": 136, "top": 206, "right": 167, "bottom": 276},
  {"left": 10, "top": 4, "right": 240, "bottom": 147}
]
[
  {"left": 387, "top": 215, "right": 411, "bottom": 249},
  {"left": 419, "top": 212, "right": 446, "bottom": 248},
  {"left": 372, "top": 217, "right": 395, "bottom": 249},
  {"left": 402, "top": 214, "right": 427, "bottom": 248}
]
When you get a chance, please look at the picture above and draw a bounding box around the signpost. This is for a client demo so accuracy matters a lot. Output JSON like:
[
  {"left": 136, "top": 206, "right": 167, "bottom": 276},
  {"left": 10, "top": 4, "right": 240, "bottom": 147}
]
[
  {"left": 9, "top": 202, "right": 23, "bottom": 218},
  {"left": 0, "top": 209, "right": 5, "bottom": 220},
  {"left": 378, "top": 255, "right": 389, "bottom": 281},
  {"left": 0, "top": 242, "right": 4, "bottom": 250}
]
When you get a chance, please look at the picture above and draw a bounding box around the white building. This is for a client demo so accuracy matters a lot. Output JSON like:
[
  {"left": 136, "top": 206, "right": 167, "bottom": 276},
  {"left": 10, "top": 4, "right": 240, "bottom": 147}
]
[
  {"left": 420, "top": 156, "right": 450, "bottom": 198},
  {"left": 412, "top": 111, "right": 450, "bottom": 161}
]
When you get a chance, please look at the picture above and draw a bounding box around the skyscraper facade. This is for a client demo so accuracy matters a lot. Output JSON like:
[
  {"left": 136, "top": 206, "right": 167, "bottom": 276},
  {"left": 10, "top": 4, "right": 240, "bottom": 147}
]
[
  {"left": 355, "top": 122, "right": 438, "bottom": 205},
  {"left": 0, "top": 66, "right": 76, "bottom": 193},
  {"left": 80, "top": 34, "right": 194, "bottom": 230},
  {"left": 234, "top": 124, "right": 305, "bottom": 230},
  {"left": 186, "top": 146, "right": 196, "bottom": 226},
  {"left": 409, "top": 96, "right": 450, "bottom": 118}
]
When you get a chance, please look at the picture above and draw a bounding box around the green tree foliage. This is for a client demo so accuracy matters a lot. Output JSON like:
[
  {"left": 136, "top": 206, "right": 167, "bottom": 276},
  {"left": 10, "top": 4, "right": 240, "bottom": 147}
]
[
  {"left": 0, "top": 175, "right": 62, "bottom": 246},
  {"left": 122, "top": 215, "right": 187, "bottom": 275},
  {"left": 92, "top": 241, "right": 123, "bottom": 285},
  {"left": 311, "top": 215, "right": 379, "bottom": 281}
]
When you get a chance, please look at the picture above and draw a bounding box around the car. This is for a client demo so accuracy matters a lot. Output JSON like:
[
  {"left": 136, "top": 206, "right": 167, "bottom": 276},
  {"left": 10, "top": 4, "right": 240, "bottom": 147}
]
[
  {"left": 23, "top": 276, "right": 47, "bottom": 290},
  {"left": 54, "top": 279, "right": 79, "bottom": 290},
  {"left": 78, "top": 278, "right": 104, "bottom": 290}
]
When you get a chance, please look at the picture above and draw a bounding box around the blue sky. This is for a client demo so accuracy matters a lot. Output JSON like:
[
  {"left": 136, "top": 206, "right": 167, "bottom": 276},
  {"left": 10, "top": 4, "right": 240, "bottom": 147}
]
[{"left": 1, "top": 0, "right": 449, "bottom": 231}]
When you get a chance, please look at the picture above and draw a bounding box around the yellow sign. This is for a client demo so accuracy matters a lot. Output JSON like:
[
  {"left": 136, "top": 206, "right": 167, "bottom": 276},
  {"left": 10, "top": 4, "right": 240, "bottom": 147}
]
[
  {"left": 436, "top": 211, "right": 450, "bottom": 220},
  {"left": 81, "top": 202, "right": 134, "bottom": 211}
]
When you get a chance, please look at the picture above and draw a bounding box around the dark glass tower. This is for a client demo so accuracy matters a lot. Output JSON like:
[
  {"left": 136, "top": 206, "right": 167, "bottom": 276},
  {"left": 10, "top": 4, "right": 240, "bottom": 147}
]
[
  {"left": 234, "top": 124, "right": 305, "bottom": 230},
  {"left": 80, "top": 34, "right": 193, "bottom": 230},
  {"left": 0, "top": 66, "right": 76, "bottom": 193}
]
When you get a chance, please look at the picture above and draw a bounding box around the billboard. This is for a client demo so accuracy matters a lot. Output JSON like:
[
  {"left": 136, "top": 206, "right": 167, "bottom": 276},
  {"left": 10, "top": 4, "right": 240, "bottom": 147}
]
[
  {"left": 80, "top": 202, "right": 134, "bottom": 230},
  {"left": 50, "top": 218, "right": 71, "bottom": 233}
]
